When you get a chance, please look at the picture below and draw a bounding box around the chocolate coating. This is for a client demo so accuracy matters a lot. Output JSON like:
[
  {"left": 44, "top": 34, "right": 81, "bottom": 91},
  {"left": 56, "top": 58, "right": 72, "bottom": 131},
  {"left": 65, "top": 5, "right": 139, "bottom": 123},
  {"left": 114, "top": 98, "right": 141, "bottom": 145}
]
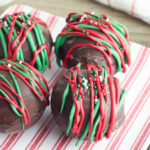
[
  {"left": 0, "top": 12, "right": 53, "bottom": 73},
  {"left": 0, "top": 60, "right": 49, "bottom": 134},
  {"left": 51, "top": 68, "right": 125, "bottom": 140},
  {"left": 55, "top": 12, "right": 131, "bottom": 74},
  {"left": 58, "top": 35, "right": 117, "bottom": 72}
]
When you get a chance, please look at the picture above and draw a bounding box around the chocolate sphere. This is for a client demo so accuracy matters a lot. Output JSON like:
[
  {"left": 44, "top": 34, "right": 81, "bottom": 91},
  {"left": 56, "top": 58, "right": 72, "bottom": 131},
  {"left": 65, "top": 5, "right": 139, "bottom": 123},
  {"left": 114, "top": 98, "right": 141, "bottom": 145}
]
[
  {"left": 51, "top": 64, "right": 125, "bottom": 145},
  {"left": 55, "top": 12, "right": 131, "bottom": 74},
  {"left": 0, "top": 12, "right": 53, "bottom": 73},
  {"left": 0, "top": 60, "right": 49, "bottom": 134}
]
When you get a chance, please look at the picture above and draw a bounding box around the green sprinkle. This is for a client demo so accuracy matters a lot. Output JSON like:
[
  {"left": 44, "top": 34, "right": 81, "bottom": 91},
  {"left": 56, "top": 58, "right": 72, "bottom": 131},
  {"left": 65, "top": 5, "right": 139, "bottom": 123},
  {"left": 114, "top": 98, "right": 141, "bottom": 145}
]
[
  {"left": 79, "top": 74, "right": 84, "bottom": 78},
  {"left": 54, "top": 12, "right": 131, "bottom": 145},
  {"left": 99, "top": 71, "right": 103, "bottom": 75},
  {"left": 95, "top": 90, "right": 98, "bottom": 95},
  {"left": 83, "top": 85, "right": 86, "bottom": 88},
  {"left": 93, "top": 70, "right": 97, "bottom": 74},
  {"left": 0, "top": 60, "right": 49, "bottom": 131},
  {"left": 81, "top": 82, "right": 84, "bottom": 86},
  {"left": 92, "top": 75, "right": 96, "bottom": 78},
  {"left": 82, "top": 80, "right": 85, "bottom": 83},
  {"left": 77, "top": 84, "right": 80, "bottom": 88},
  {"left": 77, "top": 94, "right": 81, "bottom": 100},
  {"left": 90, "top": 70, "right": 94, "bottom": 74}
]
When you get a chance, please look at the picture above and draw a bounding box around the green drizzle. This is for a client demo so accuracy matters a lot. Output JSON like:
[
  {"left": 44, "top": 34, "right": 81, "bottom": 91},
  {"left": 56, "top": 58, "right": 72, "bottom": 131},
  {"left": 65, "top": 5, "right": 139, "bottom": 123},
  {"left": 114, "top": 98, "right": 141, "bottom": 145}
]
[
  {"left": 55, "top": 12, "right": 131, "bottom": 72},
  {"left": 60, "top": 63, "right": 126, "bottom": 146},
  {"left": 0, "top": 60, "right": 49, "bottom": 129},
  {"left": 0, "top": 12, "right": 50, "bottom": 73}
]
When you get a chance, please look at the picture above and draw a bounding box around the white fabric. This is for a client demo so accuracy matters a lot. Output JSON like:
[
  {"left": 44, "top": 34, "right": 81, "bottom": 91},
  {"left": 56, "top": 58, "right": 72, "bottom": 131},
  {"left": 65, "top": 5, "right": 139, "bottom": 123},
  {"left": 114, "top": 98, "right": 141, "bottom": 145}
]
[
  {"left": 0, "top": 0, "right": 13, "bottom": 7},
  {"left": 0, "top": 5, "right": 149, "bottom": 150},
  {"left": 95, "top": 0, "right": 150, "bottom": 24}
]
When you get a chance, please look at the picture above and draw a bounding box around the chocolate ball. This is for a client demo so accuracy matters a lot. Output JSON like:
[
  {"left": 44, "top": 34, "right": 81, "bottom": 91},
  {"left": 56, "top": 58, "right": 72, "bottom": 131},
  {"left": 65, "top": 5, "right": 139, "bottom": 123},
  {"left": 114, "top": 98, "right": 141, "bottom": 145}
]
[
  {"left": 0, "top": 60, "right": 49, "bottom": 134},
  {"left": 51, "top": 64, "right": 125, "bottom": 145},
  {"left": 0, "top": 12, "right": 53, "bottom": 73},
  {"left": 55, "top": 12, "right": 131, "bottom": 74}
]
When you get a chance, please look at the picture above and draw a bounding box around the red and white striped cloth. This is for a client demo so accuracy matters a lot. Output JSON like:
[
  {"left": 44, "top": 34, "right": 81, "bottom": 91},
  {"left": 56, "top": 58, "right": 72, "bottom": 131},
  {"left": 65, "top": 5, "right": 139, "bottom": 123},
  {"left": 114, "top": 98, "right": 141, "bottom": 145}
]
[
  {"left": 0, "top": 5, "right": 149, "bottom": 150},
  {"left": 95, "top": 0, "right": 150, "bottom": 24}
]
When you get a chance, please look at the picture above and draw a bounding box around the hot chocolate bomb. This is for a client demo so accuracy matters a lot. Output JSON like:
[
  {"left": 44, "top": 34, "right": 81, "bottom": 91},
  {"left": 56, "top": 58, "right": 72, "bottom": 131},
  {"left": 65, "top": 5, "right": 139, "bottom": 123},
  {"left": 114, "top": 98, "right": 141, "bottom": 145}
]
[
  {"left": 0, "top": 12, "right": 53, "bottom": 73},
  {"left": 55, "top": 12, "right": 131, "bottom": 74},
  {"left": 0, "top": 60, "right": 49, "bottom": 134},
  {"left": 51, "top": 64, "right": 126, "bottom": 145}
]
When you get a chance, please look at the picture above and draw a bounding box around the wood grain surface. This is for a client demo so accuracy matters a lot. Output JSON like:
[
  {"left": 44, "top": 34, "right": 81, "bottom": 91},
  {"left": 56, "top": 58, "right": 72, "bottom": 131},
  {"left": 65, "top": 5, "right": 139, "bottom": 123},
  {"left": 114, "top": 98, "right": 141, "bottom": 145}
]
[{"left": 0, "top": 0, "right": 150, "bottom": 46}]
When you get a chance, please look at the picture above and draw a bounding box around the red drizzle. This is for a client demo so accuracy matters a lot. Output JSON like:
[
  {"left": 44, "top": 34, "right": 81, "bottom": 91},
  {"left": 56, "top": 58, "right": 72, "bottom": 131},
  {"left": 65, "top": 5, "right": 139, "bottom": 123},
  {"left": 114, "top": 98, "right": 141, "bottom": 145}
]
[{"left": 63, "top": 64, "right": 121, "bottom": 141}]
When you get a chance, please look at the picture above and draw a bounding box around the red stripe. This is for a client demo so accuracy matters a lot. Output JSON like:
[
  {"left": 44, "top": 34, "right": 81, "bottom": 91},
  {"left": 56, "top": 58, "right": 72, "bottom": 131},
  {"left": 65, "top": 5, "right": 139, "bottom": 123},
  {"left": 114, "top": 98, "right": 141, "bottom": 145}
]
[
  {"left": 82, "top": 141, "right": 92, "bottom": 150},
  {"left": 32, "top": 9, "right": 38, "bottom": 17},
  {"left": 109, "top": 82, "right": 150, "bottom": 150},
  {"left": 49, "top": 17, "right": 59, "bottom": 31},
  {"left": 125, "top": 52, "right": 149, "bottom": 91},
  {"left": 51, "top": 133, "right": 65, "bottom": 150},
  {"left": 55, "top": 135, "right": 69, "bottom": 150},
  {"left": 115, "top": 93, "right": 150, "bottom": 150},
  {"left": 0, "top": 135, "right": 11, "bottom": 148},
  {"left": 9, "top": 132, "right": 24, "bottom": 150},
  {"left": 122, "top": 47, "right": 148, "bottom": 88},
  {"left": 79, "top": 141, "right": 86, "bottom": 150},
  {"left": 105, "top": 80, "right": 149, "bottom": 150},
  {"left": 29, "top": 116, "right": 54, "bottom": 150},
  {"left": 104, "top": 48, "right": 148, "bottom": 149},
  {"left": 107, "top": 0, "right": 111, "bottom": 6},
  {"left": 131, "top": 117, "right": 150, "bottom": 150},
  {"left": 137, "top": 129, "right": 150, "bottom": 150},
  {"left": 36, "top": 122, "right": 55, "bottom": 150},
  {"left": 89, "top": 142, "right": 95, "bottom": 150},
  {"left": 107, "top": 50, "right": 149, "bottom": 149},
  {"left": 121, "top": 46, "right": 144, "bottom": 85},
  {"left": 25, "top": 114, "right": 52, "bottom": 150},
  {"left": 2, "top": 134, "right": 18, "bottom": 150},
  {"left": 13, "top": 5, "right": 22, "bottom": 14},
  {"left": 63, "top": 137, "right": 72, "bottom": 150},
  {"left": 48, "top": 16, "right": 56, "bottom": 29},
  {"left": 131, "top": 0, "right": 137, "bottom": 16}
]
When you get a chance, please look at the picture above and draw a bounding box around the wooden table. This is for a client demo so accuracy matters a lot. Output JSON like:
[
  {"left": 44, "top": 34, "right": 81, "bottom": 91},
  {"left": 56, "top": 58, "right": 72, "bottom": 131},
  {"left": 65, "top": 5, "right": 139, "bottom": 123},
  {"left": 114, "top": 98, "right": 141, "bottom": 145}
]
[{"left": 0, "top": 0, "right": 150, "bottom": 46}]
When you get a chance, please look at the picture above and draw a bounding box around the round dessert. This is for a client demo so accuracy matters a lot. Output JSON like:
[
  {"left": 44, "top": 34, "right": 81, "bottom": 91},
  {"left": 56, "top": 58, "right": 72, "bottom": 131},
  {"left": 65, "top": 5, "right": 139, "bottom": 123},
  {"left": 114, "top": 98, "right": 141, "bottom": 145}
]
[
  {"left": 0, "top": 12, "right": 53, "bottom": 73},
  {"left": 55, "top": 12, "right": 131, "bottom": 74},
  {"left": 0, "top": 60, "right": 49, "bottom": 134},
  {"left": 51, "top": 64, "right": 126, "bottom": 145}
]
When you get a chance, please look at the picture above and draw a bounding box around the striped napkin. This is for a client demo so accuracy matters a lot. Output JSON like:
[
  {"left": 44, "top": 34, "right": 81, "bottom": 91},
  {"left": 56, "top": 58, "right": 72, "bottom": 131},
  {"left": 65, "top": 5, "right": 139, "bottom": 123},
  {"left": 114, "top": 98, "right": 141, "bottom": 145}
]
[
  {"left": 0, "top": 5, "right": 149, "bottom": 150},
  {"left": 95, "top": 0, "right": 150, "bottom": 24}
]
